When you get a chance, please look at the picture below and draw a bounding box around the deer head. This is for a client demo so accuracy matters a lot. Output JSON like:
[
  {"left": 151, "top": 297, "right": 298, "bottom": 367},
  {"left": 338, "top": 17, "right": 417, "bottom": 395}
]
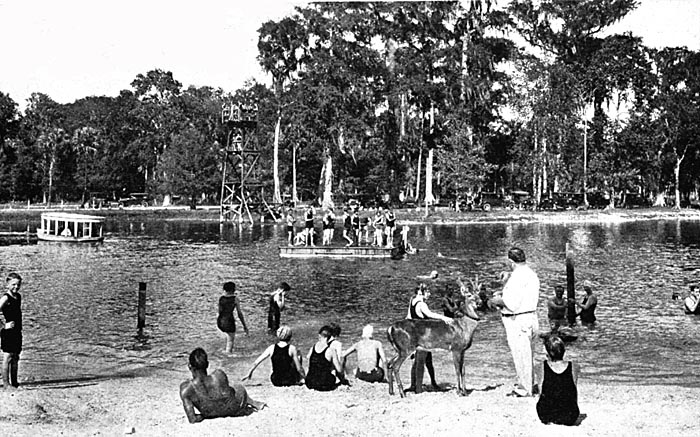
[
  {"left": 455, "top": 276, "right": 481, "bottom": 320},
  {"left": 468, "top": 274, "right": 483, "bottom": 295}
]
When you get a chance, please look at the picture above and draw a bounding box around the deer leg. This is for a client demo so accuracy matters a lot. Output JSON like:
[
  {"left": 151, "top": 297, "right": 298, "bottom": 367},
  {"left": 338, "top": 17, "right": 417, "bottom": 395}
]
[
  {"left": 393, "top": 352, "right": 409, "bottom": 398},
  {"left": 452, "top": 349, "right": 465, "bottom": 395},
  {"left": 387, "top": 354, "right": 397, "bottom": 396}
]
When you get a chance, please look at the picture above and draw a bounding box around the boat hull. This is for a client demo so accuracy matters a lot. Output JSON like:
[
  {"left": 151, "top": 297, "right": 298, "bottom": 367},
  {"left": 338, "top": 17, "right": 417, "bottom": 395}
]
[
  {"left": 279, "top": 246, "right": 394, "bottom": 258},
  {"left": 36, "top": 229, "right": 104, "bottom": 243}
]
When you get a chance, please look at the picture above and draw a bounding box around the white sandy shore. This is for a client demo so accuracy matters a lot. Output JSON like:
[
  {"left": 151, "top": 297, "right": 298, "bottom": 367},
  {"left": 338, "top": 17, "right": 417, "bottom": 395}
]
[{"left": 1, "top": 354, "right": 698, "bottom": 437}]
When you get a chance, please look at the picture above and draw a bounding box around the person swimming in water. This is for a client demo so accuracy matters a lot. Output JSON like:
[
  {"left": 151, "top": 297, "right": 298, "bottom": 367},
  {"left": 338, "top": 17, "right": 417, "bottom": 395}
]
[
  {"left": 547, "top": 285, "right": 567, "bottom": 331},
  {"left": 683, "top": 285, "right": 700, "bottom": 314},
  {"left": 576, "top": 283, "right": 597, "bottom": 324}
]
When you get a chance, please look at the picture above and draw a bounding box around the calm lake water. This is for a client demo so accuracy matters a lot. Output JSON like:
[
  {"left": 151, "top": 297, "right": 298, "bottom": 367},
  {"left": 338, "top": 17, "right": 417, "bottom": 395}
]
[{"left": 1, "top": 215, "right": 699, "bottom": 387}]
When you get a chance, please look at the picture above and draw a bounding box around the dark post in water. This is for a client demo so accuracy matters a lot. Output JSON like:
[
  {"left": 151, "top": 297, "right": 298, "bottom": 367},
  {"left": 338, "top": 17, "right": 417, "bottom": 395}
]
[
  {"left": 566, "top": 243, "right": 576, "bottom": 325},
  {"left": 137, "top": 282, "right": 147, "bottom": 330}
]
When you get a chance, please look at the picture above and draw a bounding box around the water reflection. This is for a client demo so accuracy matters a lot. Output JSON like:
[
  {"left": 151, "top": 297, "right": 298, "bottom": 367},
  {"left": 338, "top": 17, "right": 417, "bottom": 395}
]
[{"left": 1, "top": 217, "right": 699, "bottom": 386}]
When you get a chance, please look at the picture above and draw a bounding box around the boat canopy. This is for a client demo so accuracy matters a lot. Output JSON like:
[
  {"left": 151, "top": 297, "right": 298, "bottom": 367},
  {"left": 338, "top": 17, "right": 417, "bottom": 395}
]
[{"left": 39, "top": 213, "right": 104, "bottom": 240}]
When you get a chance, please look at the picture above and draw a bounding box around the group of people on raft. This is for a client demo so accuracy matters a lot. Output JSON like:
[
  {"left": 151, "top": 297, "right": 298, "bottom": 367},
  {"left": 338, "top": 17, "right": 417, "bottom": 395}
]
[{"left": 286, "top": 205, "right": 398, "bottom": 248}]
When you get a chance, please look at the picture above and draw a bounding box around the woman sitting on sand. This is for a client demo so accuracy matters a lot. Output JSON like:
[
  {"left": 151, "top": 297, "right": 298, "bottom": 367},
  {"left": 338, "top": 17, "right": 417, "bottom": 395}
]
[
  {"left": 243, "top": 326, "right": 305, "bottom": 386},
  {"left": 536, "top": 335, "right": 580, "bottom": 426},
  {"left": 305, "top": 325, "right": 344, "bottom": 391}
]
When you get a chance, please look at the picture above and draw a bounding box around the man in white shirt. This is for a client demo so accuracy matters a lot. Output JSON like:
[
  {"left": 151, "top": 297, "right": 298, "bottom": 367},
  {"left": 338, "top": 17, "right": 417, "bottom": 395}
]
[{"left": 490, "top": 247, "right": 541, "bottom": 397}]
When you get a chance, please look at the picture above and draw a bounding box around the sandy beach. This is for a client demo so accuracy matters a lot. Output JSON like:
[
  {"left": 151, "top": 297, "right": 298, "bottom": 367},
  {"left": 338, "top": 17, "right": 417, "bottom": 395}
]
[{"left": 1, "top": 349, "right": 698, "bottom": 437}]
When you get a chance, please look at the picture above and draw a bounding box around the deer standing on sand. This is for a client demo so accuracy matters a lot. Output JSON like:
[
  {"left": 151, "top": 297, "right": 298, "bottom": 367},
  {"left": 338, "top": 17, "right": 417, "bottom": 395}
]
[{"left": 386, "top": 280, "right": 481, "bottom": 397}]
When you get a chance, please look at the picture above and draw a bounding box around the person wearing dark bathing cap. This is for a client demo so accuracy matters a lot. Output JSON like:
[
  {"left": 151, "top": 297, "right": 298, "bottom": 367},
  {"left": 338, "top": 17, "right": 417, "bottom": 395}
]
[{"left": 268, "top": 282, "right": 291, "bottom": 333}]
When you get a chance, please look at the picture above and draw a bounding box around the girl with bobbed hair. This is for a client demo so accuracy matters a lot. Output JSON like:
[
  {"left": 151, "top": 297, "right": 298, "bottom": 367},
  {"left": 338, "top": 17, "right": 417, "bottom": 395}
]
[
  {"left": 217, "top": 282, "right": 248, "bottom": 354},
  {"left": 536, "top": 335, "right": 581, "bottom": 426},
  {"left": 305, "top": 325, "right": 344, "bottom": 391}
]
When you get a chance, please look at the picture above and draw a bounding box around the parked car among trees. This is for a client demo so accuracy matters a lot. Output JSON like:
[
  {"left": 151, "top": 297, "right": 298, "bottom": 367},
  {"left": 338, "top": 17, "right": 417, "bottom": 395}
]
[
  {"left": 680, "top": 198, "right": 700, "bottom": 209},
  {"left": 539, "top": 192, "right": 584, "bottom": 210},
  {"left": 471, "top": 192, "right": 515, "bottom": 211},
  {"left": 586, "top": 192, "right": 611, "bottom": 209},
  {"left": 619, "top": 192, "right": 651, "bottom": 208},
  {"left": 510, "top": 191, "right": 536, "bottom": 210},
  {"left": 118, "top": 193, "right": 153, "bottom": 208},
  {"left": 86, "top": 192, "right": 114, "bottom": 209}
]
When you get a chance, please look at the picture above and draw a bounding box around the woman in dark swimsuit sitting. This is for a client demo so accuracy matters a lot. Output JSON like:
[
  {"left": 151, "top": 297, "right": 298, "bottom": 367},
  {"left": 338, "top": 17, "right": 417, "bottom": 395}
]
[
  {"left": 305, "top": 325, "right": 344, "bottom": 391},
  {"left": 217, "top": 282, "right": 248, "bottom": 354},
  {"left": 243, "top": 325, "right": 305, "bottom": 386},
  {"left": 536, "top": 334, "right": 580, "bottom": 425}
]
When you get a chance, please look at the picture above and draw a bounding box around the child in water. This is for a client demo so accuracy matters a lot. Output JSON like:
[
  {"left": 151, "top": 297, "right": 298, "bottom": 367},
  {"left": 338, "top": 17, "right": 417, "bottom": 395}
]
[{"left": 536, "top": 334, "right": 580, "bottom": 426}]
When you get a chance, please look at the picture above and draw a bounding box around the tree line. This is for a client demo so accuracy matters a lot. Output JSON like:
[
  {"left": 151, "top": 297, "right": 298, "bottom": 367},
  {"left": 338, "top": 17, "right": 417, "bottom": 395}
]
[{"left": 1, "top": 1, "right": 698, "bottom": 209}]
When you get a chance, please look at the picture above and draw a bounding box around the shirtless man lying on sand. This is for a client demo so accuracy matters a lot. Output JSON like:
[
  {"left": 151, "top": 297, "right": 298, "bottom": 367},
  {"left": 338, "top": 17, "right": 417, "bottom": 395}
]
[
  {"left": 180, "top": 348, "right": 266, "bottom": 423},
  {"left": 341, "top": 325, "right": 388, "bottom": 383}
]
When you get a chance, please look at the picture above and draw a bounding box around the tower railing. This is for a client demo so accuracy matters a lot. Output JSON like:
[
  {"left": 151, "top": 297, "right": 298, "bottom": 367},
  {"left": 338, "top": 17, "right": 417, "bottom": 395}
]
[{"left": 219, "top": 102, "right": 262, "bottom": 224}]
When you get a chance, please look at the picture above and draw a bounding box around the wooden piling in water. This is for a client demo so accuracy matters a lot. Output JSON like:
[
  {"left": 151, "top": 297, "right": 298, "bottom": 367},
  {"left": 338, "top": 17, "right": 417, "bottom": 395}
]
[
  {"left": 566, "top": 242, "right": 576, "bottom": 325},
  {"left": 137, "top": 282, "right": 147, "bottom": 330}
]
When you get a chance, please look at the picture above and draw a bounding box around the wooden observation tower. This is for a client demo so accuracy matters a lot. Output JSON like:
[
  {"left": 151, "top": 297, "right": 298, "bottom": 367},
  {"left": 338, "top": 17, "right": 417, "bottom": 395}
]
[{"left": 219, "top": 102, "right": 264, "bottom": 224}]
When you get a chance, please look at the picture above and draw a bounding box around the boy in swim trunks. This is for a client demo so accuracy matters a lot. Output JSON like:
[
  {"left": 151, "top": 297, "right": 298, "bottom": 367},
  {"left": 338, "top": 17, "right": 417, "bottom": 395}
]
[{"left": 268, "top": 282, "right": 291, "bottom": 333}]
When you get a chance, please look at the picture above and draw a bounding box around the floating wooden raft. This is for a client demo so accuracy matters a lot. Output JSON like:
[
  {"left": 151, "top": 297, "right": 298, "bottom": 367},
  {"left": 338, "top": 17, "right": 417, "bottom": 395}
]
[{"left": 279, "top": 245, "right": 395, "bottom": 258}]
